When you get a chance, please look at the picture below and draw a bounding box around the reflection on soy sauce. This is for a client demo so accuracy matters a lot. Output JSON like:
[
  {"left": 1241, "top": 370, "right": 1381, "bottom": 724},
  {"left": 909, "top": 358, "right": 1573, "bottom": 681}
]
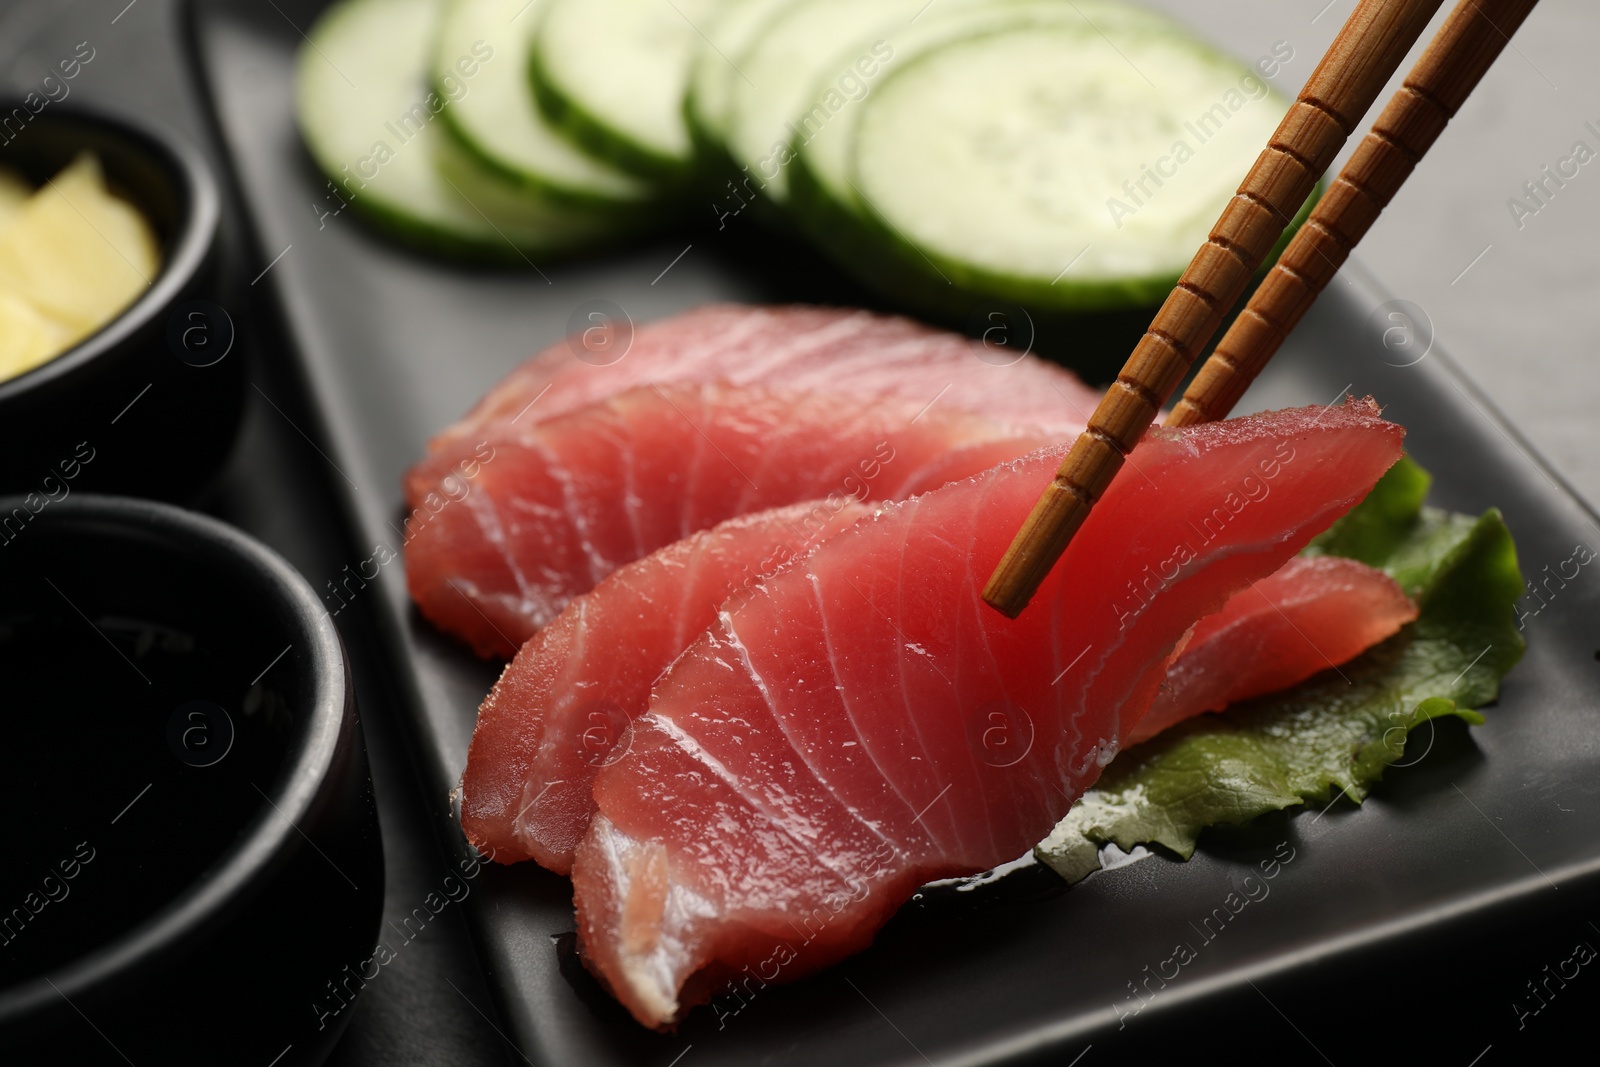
[{"left": 0, "top": 610, "right": 293, "bottom": 986}]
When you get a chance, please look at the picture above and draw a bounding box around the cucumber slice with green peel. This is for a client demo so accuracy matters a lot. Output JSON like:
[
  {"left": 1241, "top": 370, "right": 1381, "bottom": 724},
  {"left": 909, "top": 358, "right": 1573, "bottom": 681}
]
[
  {"left": 790, "top": 0, "right": 1171, "bottom": 228},
  {"left": 685, "top": 0, "right": 797, "bottom": 170},
  {"left": 728, "top": 0, "right": 1165, "bottom": 204},
  {"left": 848, "top": 22, "right": 1307, "bottom": 312},
  {"left": 784, "top": 0, "right": 1172, "bottom": 306},
  {"left": 297, "top": 0, "right": 628, "bottom": 262},
  {"left": 434, "top": 0, "right": 658, "bottom": 210},
  {"left": 725, "top": 0, "right": 927, "bottom": 204},
  {"left": 531, "top": 0, "right": 727, "bottom": 182}
]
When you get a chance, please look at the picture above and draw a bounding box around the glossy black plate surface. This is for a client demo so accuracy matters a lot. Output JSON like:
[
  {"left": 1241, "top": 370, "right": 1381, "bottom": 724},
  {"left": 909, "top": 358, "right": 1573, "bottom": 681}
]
[{"left": 188, "top": 2, "right": 1600, "bottom": 1063}]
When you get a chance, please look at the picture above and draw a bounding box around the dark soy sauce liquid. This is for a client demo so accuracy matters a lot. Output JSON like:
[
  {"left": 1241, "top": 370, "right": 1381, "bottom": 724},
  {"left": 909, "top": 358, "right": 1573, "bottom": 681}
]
[{"left": 0, "top": 610, "right": 293, "bottom": 985}]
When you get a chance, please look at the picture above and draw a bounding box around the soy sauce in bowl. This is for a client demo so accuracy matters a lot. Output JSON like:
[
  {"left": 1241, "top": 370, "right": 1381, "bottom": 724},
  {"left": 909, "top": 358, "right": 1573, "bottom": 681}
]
[
  {"left": 0, "top": 496, "right": 383, "bottom": 1066},
  {"left": 0, "top": 608, "right": 293, "bottom": 986}
]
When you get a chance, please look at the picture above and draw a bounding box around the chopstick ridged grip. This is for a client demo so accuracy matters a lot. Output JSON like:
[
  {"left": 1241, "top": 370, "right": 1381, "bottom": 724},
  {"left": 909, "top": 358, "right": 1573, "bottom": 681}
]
[
  {"left": 1168, "top": 0, "right": 1543, "bottom": 428},
  {"left": 983, "top": 0, "right": 1446, "bottom": 619}
]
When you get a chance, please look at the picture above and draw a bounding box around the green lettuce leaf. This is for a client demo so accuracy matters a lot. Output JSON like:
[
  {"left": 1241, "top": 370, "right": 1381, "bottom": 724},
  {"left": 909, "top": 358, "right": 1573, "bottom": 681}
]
[{"left": 1037, "top": 457, "right": 1526, "bottom": 884}]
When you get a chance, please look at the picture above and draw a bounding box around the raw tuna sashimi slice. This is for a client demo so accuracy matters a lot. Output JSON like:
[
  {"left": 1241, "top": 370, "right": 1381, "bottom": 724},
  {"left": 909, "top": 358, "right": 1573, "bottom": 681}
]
[
  {"left": 405, "top": 382, "right": 1045, "bottom": 657},
  {"left": 428, "top": 303, "right": 1100, "bottom": 451},
  {"left": 571, "top": 400, "right": 1404, "bottom": 1029},
  {"left": 460, "top": 499, "right": 875, "bottom": 873},
  {"left": 464, "top": 511, "right": 1412, "bottom": 876},
  {"left": 1131, "top": 556, "right": 1418, "bottom": 744}
]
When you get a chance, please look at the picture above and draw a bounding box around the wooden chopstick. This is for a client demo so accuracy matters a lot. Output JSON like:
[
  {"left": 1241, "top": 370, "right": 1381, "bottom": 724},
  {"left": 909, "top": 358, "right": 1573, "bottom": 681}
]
[
  {"left": 1168, "top": 0, "right": 1541, "bottom": 428},
  {"left": 982, "top": 0, "right": 1447, "bottom": 619}
]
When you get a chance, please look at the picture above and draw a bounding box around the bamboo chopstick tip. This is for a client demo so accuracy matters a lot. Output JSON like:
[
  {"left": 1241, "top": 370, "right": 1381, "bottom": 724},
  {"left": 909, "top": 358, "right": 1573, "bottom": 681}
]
[{"left": 981, "top": 582, "right": 1031, "bottom": 620}]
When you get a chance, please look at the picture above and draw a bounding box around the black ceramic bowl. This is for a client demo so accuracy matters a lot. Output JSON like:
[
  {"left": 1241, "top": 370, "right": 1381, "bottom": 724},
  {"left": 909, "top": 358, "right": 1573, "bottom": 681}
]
[
  {"left": 0, "top": 496, "right": 383, "bottom": 1065},
  {"left": 0, "top": 104, "right": 242, "bottom": 500}
]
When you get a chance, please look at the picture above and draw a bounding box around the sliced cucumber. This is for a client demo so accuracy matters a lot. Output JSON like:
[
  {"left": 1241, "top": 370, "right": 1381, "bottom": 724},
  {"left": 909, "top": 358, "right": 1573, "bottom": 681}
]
[
  {"left": 297, "top": 0, "right": 624, "bottom": 261},
  {"left": 435, "top": 0, "right": 658, "bottom": 211},
  {"left": 727, "top": 0, "right": 1155, "bottom": 203},
  {"left": 685, "top": 0, "right": 796, "bottom": 171},
  {"left": 530, "top": 0, "right": 727, "bottom": 182},
  {"left": 792, "top": 0, "right": 1169, "bottom": 228},
  {"left": 784, "top": 0, "right": 1171, "bottom": 310},
  {"left": 848, "top": 21, "right": 1304, "bottom": 311},
  {"left": 725, "top": 0, "right": 930, "bottom": 204}
]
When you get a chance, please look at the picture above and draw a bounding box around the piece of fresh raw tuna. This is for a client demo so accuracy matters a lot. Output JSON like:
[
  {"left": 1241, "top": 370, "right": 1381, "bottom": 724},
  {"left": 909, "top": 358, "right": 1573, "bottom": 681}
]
[
  {"left": 460, "top": 499, "right": 875, "bottom": 873},
  {"left": 405, "top": 383, "right": 1047, "bottom": 657},
  {"left": 463, "top": 512, "right": 1414, "bottom": 876},
  {"left": 569, "top": 400, "right": 1405, "bottom": 1029},
  {"left": 1130, "top": 556, "right": 1418, "bottom": 743},
  {"left": 428, "top": 303, "right": 1100, "bottom": 451}
]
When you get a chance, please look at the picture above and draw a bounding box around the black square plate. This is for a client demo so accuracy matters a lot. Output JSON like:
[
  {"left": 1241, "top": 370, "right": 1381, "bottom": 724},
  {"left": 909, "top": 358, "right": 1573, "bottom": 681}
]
[{"left": 188, "top": 3, "right": 1600, "bottom": 1063}]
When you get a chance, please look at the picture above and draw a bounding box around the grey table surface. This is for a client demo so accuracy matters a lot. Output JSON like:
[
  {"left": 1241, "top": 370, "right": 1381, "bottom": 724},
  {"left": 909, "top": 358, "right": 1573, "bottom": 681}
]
[{"left": 2, "top": 1, "right": 1595, "bottom": 1064}]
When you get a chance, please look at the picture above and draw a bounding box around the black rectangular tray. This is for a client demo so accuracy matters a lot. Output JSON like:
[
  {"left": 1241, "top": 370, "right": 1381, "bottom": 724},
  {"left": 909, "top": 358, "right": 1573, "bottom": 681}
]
[{"left": 189, "top": 2, "right": 1600, "bottom": 1063}]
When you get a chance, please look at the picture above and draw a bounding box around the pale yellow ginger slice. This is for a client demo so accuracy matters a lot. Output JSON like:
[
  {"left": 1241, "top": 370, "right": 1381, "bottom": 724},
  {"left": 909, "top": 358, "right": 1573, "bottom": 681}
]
[
  {"left": 0, "top": 153, "right": 160, "bottom": 345},
  {"left": 0, "top": 289, "right": 74, "bottom": 382}
]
